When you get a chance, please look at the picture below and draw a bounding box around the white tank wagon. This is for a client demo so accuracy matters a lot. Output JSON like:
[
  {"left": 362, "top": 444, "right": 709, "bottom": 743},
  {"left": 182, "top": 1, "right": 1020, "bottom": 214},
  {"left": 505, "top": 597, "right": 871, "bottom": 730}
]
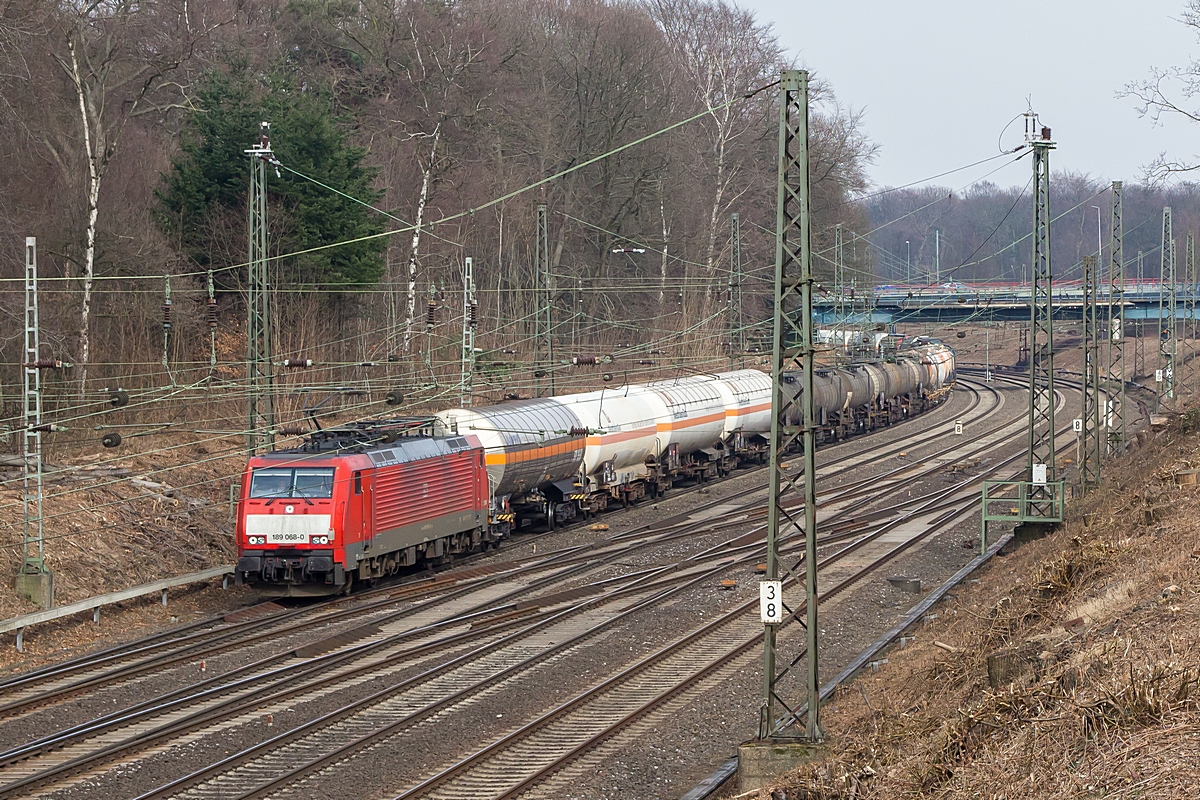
[
  {"left": 436, "top": 369, "right": 771, "bottom": 528},
  {"left": 435, "top": 344, "right": 954, "bottom": 530}
]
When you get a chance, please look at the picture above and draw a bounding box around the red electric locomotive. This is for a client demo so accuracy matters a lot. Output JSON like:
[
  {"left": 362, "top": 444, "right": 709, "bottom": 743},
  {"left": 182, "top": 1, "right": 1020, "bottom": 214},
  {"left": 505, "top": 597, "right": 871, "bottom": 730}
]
[{"left": 234, "top": 418, "right": 497, "bottom": 596}]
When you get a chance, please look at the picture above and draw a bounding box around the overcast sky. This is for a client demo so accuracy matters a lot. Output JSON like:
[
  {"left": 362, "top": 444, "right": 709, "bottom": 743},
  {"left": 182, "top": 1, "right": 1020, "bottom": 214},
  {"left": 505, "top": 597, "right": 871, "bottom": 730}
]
[{"left": 744, "top": 0, "right": 1200, "bottom": 191}]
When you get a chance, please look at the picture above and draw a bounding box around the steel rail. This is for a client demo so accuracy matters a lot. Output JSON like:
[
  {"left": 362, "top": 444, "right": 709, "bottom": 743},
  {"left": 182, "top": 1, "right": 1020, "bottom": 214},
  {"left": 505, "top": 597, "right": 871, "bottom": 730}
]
[{"left": 0, "top": 381, "right": 984, "bottom": 798}]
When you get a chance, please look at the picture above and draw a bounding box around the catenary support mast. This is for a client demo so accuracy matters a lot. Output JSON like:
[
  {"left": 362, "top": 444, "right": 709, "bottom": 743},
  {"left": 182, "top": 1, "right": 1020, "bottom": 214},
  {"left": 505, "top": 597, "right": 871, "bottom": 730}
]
[
  {"left": 461, "top": 257, "right": 476, "bottom": 407},
  {"left": 1026, "top": 116, "right": 1056, "bottom": 509},
  {"left": 246, "top": 122, "right": 275, "bottom": 455},
  {"left": 534, "top": 204, "right": 553, "bottom": 397},
  {"left": 1106, "top": 182, "right": 1125, "bottom": 455},
  {"left": 1187, "top": 232, "right": 1196, "bottom": 393},
  {"left": 1159, "top": 207, "right": 1175, "bottom": 409},
  {"left": 834, "top": 223, "right": 844, "bottom": 360},
  {"left": 761, "top": 69, "right": 822, "bottom": 743},
  {"left": 730, "top": 212, "right": 743, "bottom": 369},
  {"left": 1081, "top": 255, "right": 1101, "bottom": 489},
  {"left": 17, "top": 237, "right": 52, "bottom": 609}
]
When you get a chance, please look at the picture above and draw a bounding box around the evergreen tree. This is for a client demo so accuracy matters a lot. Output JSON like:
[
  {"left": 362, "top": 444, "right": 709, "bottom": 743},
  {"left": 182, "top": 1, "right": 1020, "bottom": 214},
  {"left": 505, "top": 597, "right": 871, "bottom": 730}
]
[{"left": 157, "top": 67, "right": 386, "bottom": 288}]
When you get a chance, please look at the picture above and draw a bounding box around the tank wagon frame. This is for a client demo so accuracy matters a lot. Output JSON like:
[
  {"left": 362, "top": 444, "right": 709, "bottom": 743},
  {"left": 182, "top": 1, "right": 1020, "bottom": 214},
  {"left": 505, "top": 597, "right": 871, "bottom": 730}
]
[{"left": 234, "top": 342, "right": 955, "bottom": 595}]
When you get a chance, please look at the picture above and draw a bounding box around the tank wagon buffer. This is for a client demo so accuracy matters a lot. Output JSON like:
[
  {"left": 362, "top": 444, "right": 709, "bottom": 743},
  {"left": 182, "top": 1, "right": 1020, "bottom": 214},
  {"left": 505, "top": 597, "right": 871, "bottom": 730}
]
[{"left": 233, "top": 342, "right": 954, "bottom": 595}]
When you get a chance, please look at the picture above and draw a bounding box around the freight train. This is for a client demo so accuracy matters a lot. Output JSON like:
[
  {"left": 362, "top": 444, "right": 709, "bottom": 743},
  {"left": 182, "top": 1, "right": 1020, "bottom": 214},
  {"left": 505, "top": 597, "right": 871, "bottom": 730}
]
[{"left": 234, "top": 341, "right": 955, "bottom": 595}]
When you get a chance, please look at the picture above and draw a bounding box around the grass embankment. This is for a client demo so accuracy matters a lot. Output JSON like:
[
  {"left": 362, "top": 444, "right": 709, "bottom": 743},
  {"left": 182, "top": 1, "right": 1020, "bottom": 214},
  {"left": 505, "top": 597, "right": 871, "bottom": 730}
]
[{"left": 764, "top": 411, "right": 1200, "bottom": 799}]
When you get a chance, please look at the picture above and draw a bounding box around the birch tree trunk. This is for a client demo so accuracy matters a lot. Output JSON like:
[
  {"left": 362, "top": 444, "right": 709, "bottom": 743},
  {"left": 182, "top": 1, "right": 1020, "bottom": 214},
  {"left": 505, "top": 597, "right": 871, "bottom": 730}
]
[
  {"left": 68, "top": 39, "right": 100, "bottom": 398},
  {"left": 702, "top": 131, "right": 727, "bottom": 308},
  {"left": 402, "top": 123, "right": 440, "bottom": 356},
  {"left": 658, "top": 178, "right": 670, "bottom": 309}
]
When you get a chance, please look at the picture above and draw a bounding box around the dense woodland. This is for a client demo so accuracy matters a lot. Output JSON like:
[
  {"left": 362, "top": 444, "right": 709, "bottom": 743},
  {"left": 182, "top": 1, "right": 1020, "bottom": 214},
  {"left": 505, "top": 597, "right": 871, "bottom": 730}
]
[
  {"left": 1, "top": 0, "right": 1197, "bottom": 435},
  {"left": 866, "top": 177, "right": 1200, "bottom": 286},
  {"left": 0, "top": 0, "right": 876, "bottom": 427}
]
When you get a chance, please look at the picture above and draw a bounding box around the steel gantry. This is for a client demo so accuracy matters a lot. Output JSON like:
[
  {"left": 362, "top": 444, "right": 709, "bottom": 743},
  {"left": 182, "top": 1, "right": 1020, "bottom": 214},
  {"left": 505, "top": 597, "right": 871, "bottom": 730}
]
[
  {"left": 461, "top": 257, "right": 477, "bottom": 407},
  {"left": 1106, "top": 182, "right": 1126, "bottom": 455},
  {"left": 246, "top": 122, "right": 276, "bottom": 456},
  {"left": 534, "top": 204, "right": 553, "bottom": 397},
  {"left": 1159, "top": 207, "right": 1176, "bottom": 409},
  {"left": 1080, "top": 255, "right": 1102, "bottom": 490},
  {"left": 1026, "top": 119, "right": 1057, "bottom": 508},
  {"left": 760, "top": 69, "right": 822, "bottom": 743}
]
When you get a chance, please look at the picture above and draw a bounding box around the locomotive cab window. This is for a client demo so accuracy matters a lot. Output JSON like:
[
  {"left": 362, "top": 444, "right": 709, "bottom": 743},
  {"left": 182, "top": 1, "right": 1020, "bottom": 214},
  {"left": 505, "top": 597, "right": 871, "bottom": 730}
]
[
  {"left": 249, "top": 467, "right": 336, "bottom": 499},
  {"left": 353, "top": 471, "right": 362, "bottom": 495}
]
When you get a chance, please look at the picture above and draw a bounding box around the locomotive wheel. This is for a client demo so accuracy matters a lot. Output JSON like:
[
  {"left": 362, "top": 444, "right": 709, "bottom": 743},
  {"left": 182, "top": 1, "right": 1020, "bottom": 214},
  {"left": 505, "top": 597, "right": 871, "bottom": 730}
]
[{"left": 341, "top": 573, "right": 355, "bottom": 596}]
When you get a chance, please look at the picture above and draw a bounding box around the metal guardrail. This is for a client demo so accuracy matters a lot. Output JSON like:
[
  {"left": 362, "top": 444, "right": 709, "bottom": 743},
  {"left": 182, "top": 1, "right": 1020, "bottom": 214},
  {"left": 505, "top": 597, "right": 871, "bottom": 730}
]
[{"left": 2, "top": 565, "right": 234, "bottom": 652}]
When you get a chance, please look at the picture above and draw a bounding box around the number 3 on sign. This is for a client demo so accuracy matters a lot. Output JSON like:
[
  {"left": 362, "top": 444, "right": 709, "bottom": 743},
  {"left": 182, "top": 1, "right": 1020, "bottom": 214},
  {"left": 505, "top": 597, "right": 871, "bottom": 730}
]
[{"left": 759, "top": 581, "right": 783, "bottom": 623}]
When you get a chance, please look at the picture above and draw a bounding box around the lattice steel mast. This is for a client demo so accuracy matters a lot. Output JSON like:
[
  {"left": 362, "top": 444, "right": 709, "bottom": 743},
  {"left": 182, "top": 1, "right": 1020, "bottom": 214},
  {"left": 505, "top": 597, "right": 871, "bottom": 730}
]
[
  {"left": 534, "top": 204, "right": 553, "bottom": 397},
  {"left": 18, "top": 237, "right": 51, "bottom": 608},
  {"left": 1159, "top": 207, "right": 1175, "bottom": 409},
  {"left": 1187, "top": 232, "right": 1196, "bottom": 393},
  {"left": 1080, "top": 255, "right": 1101, "bottom": 489},
  {"left": 246, "top": 122, "right": 275, "bottom": 455},
  {"left": 834, "top": 223, "right": 845, "bottom": 360},
  {"left": 207, "top": 270, "right": 218, "bottom": 373},
  {"left": 729, "top": 212, "right": 744, "bottom": 370},
  {"left": 461, "top": 257, "right": 476, "bottom": 407},
  {"left": 1026, "top": 116, "right": 1056, "bottom": 504},
  {"left": 761, "top": 69, "right": 821, "bottom": 743},
  {"left": 1106, "top": 182, "right": 1125, "bottom": 455}
]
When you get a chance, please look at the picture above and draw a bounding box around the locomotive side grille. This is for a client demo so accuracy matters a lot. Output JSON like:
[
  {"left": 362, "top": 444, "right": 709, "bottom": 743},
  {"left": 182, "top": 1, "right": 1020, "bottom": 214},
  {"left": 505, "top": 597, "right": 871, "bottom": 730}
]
[{"left": 373, "top": 452, "right": 481, "bottom": 532}]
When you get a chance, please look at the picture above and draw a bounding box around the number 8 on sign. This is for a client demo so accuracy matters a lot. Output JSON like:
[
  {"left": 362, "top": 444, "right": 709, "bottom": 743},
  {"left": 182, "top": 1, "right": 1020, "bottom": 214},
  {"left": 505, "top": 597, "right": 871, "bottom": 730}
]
[{"left": 759, "top": 580, "right": 783, "bottom": 623}]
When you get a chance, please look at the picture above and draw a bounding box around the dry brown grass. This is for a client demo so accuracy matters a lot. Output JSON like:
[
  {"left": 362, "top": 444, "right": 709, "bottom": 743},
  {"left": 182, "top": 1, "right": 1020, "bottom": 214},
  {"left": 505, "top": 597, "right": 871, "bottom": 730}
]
[{"left": 758, "top": 408, "right": 1200, "bottom": 800}]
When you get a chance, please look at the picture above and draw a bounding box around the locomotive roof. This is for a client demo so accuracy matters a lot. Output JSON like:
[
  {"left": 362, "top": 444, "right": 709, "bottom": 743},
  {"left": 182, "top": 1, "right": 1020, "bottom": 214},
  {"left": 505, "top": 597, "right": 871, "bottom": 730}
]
[{"left": 261, "top": 416, "right": 477, "bottom": 460}]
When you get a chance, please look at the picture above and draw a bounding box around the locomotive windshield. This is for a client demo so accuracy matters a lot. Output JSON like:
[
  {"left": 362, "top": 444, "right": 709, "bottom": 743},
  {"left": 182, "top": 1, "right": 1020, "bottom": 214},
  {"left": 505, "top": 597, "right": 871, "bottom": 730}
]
[{"left": 249, "top": 467, "right": 336, "bottom": 499}]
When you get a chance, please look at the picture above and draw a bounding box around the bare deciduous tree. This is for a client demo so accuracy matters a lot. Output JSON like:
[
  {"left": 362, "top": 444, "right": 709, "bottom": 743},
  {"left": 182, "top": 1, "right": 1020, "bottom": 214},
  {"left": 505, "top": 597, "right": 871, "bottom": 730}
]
[
  {"left": 46, "top": 0, "right": 221, "bottom": 393},
  {"left": 1122, "top": 1, "right": 1200, "bottom": 183}
]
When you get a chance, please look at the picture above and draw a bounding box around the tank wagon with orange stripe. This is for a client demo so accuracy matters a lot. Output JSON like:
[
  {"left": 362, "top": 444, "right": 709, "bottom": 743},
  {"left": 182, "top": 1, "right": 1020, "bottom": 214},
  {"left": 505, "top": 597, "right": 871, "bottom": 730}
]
[
  {"left": 234, "top": 341, "right": 953, "bottom": 595},
  {"left": 435, "top": 368, "right": 774, "bottom": 527},
  {"left": 435, "top": 339, "right": 953, "bottom": 528}
]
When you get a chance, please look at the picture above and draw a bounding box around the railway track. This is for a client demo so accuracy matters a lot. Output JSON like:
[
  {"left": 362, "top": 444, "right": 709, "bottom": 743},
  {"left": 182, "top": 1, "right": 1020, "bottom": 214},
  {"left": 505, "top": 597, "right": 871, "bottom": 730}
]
[
  {"left": 0, "top": 372, "right": 984, "bottom": 720},
  {"left": 0, "top": 378, "right": 1016, "bottom": 799},
  {"left": 377, "top": 377, "right": 1085, "bottom": 800}
]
